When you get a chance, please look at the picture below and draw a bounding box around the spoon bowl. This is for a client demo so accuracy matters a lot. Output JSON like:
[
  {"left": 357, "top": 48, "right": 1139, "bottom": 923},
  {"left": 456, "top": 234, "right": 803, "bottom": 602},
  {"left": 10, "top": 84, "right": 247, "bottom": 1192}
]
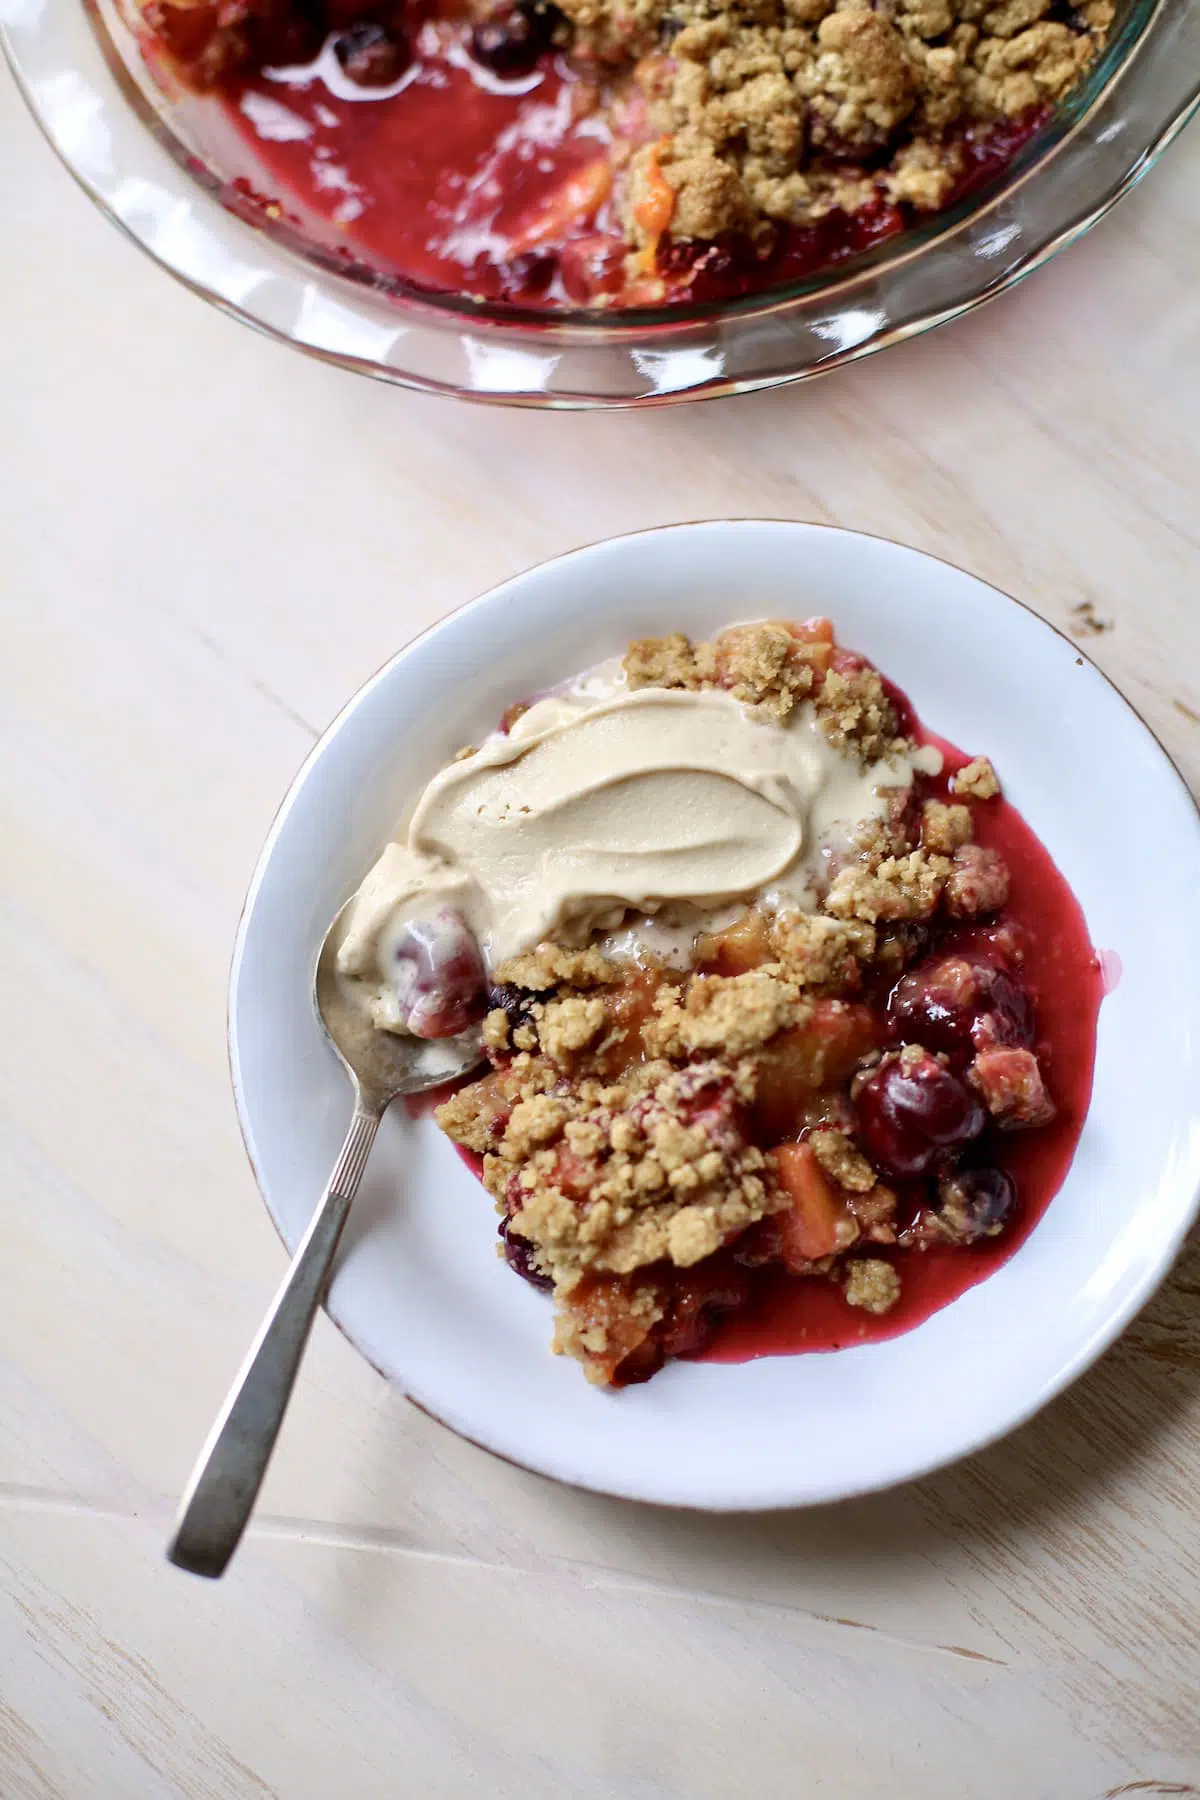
[{"left": 315, "top": 898, "right": 485, "bottom": 1110}]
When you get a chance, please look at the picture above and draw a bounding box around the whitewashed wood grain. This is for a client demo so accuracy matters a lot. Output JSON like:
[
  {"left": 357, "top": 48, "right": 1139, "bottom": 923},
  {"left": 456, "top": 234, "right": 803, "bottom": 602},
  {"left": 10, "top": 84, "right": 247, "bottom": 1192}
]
[{"left": 1, "top": 57, "right": 1198, "bottom": 1799}]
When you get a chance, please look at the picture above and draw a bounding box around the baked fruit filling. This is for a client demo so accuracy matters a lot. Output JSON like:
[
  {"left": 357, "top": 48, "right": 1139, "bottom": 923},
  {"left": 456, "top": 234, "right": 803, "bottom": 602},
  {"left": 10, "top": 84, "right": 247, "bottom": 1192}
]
[
  {"left": 333, "top": 619, "right": 1100, "bottom": 1385},
  {"left": 137, "top": 0, "right": 1114, "bottom": 309}
]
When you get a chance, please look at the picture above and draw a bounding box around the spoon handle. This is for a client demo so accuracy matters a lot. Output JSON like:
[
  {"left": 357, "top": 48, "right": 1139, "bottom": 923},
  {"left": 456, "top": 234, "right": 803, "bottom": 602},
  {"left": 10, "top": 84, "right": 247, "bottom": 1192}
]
[{"left": 166, "top": 1105, "right": 381, "bottom": 1578}]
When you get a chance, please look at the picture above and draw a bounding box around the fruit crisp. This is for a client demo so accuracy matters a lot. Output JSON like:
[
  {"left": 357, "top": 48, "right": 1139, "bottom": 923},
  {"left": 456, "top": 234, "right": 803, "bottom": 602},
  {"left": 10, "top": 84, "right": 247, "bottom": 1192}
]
[
  {"left": 327, "top": 616, "right": 1095, "bottom": 1386},
  {"left": 139, "top": 0, "right": 1114, "bottom": 309}
]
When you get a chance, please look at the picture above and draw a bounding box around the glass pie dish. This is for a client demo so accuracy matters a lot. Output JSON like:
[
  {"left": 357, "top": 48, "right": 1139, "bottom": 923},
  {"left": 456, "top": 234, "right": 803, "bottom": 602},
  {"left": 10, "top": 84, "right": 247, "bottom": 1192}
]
[{"left": 3, "top": 0, "right": 1196, "bottom": 405}]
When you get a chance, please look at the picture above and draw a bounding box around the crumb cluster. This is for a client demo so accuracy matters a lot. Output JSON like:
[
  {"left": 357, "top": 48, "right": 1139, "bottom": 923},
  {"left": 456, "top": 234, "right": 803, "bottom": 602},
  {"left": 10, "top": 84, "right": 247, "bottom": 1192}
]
[
  {"left": 951, "top": 755, "right": 1002, "bottom": 799},
  {"left": 625, "top": 619, "right": 904, "bottom": 761}
]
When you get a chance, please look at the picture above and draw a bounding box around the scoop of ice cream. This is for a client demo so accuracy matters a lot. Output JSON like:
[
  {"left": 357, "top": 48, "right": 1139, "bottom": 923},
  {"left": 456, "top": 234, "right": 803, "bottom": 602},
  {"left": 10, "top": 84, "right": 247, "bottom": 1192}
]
[{"left": 336, "top": 666, "right": 929, "bottom": 1034}]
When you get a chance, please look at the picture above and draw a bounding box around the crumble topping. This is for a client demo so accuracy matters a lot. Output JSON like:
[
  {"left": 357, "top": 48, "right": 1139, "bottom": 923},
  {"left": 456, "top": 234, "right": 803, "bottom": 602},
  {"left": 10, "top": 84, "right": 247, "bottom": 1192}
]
[
  {"left": 144, "top": 0, "right": 1113, "bottom": 313},
  {"left": 454, "top": 1049, "right": 778, "bottom": 1295},
  {"left": 772, "top": 912, "right": 877, "bottom": 987},
  {"left": 534, "top": 994, "right": 609, "bottom": 1059},
  {"left": 495, "top": 944, "right": 622, "bottom": 989},
  {"left": 814, "top": 664, "right": 904, "bottom": 766},
  {"left": 968, "top": 1045, "right": 1055, "bottom": 1126},
  {"left": 505, "top": 1092, "right": 573, "bottom": 1155},
  {"left": 430, "top": 622, "right": 1054, "bottom": 1387},
  {"left": 623, "top": 621, "right": 904, "bottom": 762},
  {"left": 551, "top": 1279, "right": 665, "bottom": 1374},
  {"left": 436, "top": 1055, "right": 559, "bottom": 1152},
  {"left": 624, "top": 621, "right": 823, "bottom": 722},
  {"left": 824, "top": 849, "right": 952, "bottom": 922},
  {"left": 921, "top": 798, "right": 973, "bottom": 852},
  {"left": 646, "top": 971, "right": 807, "bottom": 1057},
  {"left": 622, "top": 630, "right": 702, "bottom": 691},
  {"left": 482, "top": 1008, "right": 514, "bottom": 1053},
  {"left": 944, "top": 843, "right": 1009, "bottom": 917},
  {"left": 809, "top": 1126, "right": 877, "bottom": 1194},
  {"left": 584, "top": 0, "right": 1113, "bottom": 250},
  {"left": 437, "top": 794, "right": 1016, "bottom": 1382},
  {"left": 951, "top": 755, "right": 1001, "bottom": 799},
  {"left": 844, "top": 1258, "right": 902, "bottom": 1314}
]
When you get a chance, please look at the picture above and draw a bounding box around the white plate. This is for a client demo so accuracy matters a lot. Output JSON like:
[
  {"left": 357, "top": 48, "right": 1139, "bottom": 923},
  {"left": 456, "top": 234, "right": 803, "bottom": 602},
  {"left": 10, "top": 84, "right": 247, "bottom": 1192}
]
[{"left": 229, "top": 522, "right": 1200, "bottom": 1509}]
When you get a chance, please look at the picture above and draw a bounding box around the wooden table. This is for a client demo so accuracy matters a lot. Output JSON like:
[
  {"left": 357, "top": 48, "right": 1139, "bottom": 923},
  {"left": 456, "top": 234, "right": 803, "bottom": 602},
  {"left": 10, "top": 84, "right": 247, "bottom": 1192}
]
[{"left": 2, "top": 56, "right": 1198, "bottom": 1797}]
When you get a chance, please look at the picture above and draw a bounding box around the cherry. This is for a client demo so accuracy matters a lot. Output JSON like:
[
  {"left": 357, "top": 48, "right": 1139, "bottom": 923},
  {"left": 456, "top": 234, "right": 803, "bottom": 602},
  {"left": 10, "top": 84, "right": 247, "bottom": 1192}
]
[
  {"left": 889, "top": 956, "right": 989, "bottom": 1051},
  {"left": 253, "top": 0, "right": 325, "bottom": 68},
  {"left": 971, "top": 969, "right": 1034, "bottom": 1050},
  {"left": 143, "top": 0, "right": 254, "bottom": 84},
  {"left": 334, "top": 19, "right": 410, "bottom": 84},
  {"left": 497, "top": 250, "right": 558, "bottom": 300},
  {"left": 559, "top": 235, "right": 627, "bottom": 305},
  {"left": 854, "top": 1048, "right": 985, "bottom": 1179},
  {"left": 889, "top": 954, "right": 1033, "bottom": 1055},
  {"left": 657, "top": 1268, "right": 750, "bottom": 1360},
  {"left": 935, "top": 1166, "right": 1016, "bottom": 1243},
  {"left": 469, "top": 2, "right": 557, "bottom": 76},
  {"left": 846, "top": 200, "right": 906, "bottom": 252},
  {"left": 392, "top": 906, "right": 486, "bottom": 1038},
  {"left": 658, "top": 232, "right": 763, "bottom": 304},
  {"left": 325, "top": 0, "right": 389, "bottom": 25}
]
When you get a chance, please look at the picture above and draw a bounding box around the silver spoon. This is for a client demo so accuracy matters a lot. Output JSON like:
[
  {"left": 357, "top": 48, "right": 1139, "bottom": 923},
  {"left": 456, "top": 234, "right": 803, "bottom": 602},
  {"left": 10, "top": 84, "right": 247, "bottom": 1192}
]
[{"left": 167, "top": 899, "right": 484, "bottom": 1579}]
